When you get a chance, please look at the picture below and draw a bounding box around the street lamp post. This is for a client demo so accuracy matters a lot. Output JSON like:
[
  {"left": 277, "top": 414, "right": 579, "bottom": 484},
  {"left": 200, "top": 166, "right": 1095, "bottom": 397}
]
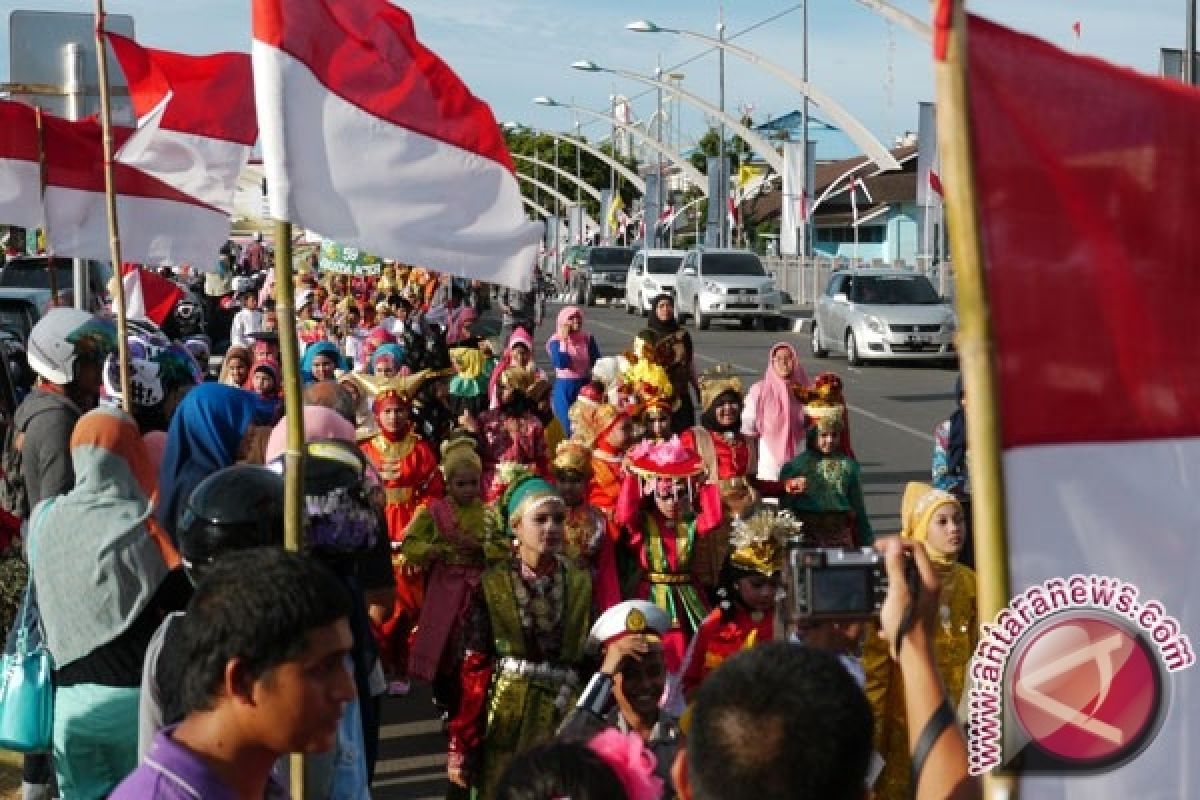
[
  {"left": 656, "top": 58, "right": 665, "bottom": 248},
  {"left": 717, "top": 18, "right": 727, "bottom": 248}
]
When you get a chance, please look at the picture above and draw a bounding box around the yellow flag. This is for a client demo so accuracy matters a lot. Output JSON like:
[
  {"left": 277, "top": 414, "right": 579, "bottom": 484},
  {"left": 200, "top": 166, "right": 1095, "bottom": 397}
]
[
  {"left": 606, "top": 193, "right": 624, "bottom": 230},
  {"left": 736, "top": 163, "right": 763, "bottom": 190}
]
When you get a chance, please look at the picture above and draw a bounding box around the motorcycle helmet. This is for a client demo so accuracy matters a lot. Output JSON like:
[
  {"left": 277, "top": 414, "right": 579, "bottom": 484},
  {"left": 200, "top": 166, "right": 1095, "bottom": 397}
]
[
  {"left": 27, "top": 308, "right": 108, "bottom": 385},
  {"left": 177, "top": 465, "right": 285, "bottom": 582}
]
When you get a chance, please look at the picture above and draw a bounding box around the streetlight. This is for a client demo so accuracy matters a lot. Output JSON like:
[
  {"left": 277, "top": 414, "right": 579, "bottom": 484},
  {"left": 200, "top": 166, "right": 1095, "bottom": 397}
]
[
  {"left": 625, "top": 18, "right": 901, "bottom": 172},
  {"left": 533, "top": 96, "right": 709, "bottom": 195},
  {"left": 504, "top": 121, "right": 646, "bottom": 194}
]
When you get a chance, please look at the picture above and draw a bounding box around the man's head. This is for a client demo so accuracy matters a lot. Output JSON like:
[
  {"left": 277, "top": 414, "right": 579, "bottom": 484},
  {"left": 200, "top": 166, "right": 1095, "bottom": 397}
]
[
  {"left": 591, "top": 600, "right": 670, "bottom": 724},
  {"left": 27, "top": 308, "right": 112, "bottom": 407},
  {"left": 674, "top": 642, "right": 872, "bottom": 800},
  {"left": 175, "top": 548, "right": 356, "bottom": 755}
]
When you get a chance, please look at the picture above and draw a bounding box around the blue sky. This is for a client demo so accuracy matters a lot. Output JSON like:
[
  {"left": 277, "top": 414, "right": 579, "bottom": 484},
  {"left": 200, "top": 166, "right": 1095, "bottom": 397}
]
[{"left": 1, "top": 0, "right": 1187, "bottom": 153}]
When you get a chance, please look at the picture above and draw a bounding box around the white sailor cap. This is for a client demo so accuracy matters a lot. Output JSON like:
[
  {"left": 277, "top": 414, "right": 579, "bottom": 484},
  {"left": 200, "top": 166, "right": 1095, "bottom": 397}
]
[{"left": 589, "top": 600, "right": 671, "bottom": 649}]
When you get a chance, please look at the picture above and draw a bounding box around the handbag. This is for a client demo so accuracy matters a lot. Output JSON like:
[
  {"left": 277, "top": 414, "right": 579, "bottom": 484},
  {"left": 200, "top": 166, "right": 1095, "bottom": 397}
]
[{"left": 0, "top": 505, "right": 55, "bottom": 752}]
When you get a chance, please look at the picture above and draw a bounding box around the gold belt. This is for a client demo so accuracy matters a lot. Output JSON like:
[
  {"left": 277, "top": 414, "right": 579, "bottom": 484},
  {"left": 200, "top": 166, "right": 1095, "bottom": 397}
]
[
  {"left": 719, "top": 477, "right": 750, "bottom": 491},
  {"left": 647, "top": 571, "right": 692, "bottom": 585},
  {"left": 385, "top": 486, "right": 413, "bottom": 505}
]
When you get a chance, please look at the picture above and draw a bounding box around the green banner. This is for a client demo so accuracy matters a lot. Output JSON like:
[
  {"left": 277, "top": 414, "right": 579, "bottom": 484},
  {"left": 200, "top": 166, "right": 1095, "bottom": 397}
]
[{"left": 318, "top": 240, "right": 383, "bottom": 275}]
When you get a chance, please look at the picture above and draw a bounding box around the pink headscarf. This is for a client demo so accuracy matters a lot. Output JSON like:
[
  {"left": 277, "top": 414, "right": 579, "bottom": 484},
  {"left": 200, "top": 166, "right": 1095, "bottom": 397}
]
[
  {"left": 756, "top": 342, "right": 810, "bottom": 464},
  {"left": 547, "top": 306, "right": 591, "bottom": 379},
  {"left": 264, "top": 405, "right": 356, "bottom": 463},
  {"left": 487, "top": 327, "right": 537, "bottom": 408}
]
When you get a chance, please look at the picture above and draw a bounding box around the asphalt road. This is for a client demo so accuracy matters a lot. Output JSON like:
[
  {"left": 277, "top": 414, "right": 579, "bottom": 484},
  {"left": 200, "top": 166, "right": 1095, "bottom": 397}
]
[{"left": 370, "top": 299, "right": 961, "bottom": 799}]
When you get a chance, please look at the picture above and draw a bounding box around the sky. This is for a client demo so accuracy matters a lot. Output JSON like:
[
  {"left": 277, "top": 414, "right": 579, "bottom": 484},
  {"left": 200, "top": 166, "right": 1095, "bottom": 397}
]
[{"left": 0, "top": 0, "right": 1188, "bottom": 156}]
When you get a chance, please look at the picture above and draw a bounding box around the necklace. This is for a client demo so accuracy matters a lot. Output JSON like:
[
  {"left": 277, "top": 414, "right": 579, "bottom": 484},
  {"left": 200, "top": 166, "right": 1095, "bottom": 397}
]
[{"left": 512, "top": 559, "right": 565, "bottom": 636}]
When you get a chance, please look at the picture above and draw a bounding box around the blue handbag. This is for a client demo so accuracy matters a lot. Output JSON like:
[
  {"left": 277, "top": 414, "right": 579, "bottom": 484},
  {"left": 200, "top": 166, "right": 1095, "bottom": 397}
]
[{"left": 0, "top": 509, "right": 54, "bottom": 752}]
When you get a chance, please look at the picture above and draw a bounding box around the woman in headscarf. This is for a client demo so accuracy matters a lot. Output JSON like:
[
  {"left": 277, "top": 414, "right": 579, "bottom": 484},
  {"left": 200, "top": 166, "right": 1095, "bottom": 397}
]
[
  {"left": 486, "top": 328, "right": 545, "bottom": 409},
  {"left": 217, "top": 344, "right": 252, "bottom": 388},
  {"left": 300, "top": 340, "right": 347, "bottom": 384},
  {"left": 862, "top": 482, "right": 976, "bottom": 800},
  {"left": 646, "top": 294, "right": 698, "bottom": 433},
  {"left": 156, "top": 382, "right": 261, "bottom": 543},
  {"left": 546, "top": 306, "right": 600, "bottom": 436},
  {"left": 370, "top": 343, "right": 405, "bottom": 379},
  {"left": 247, "top": 359, "right": 283, "bottom": 425},
  {"left": 29, "top": 407, "right": 191, "bottom": 798},
  {"left": 742, "top": 342, "right": 810, "bottom": 481},
  {"left": 447, "top": 345, "right": 490, "bottom": 419},
  {"left": 931, "top": 375, "right": 972, "bottom": 568}
]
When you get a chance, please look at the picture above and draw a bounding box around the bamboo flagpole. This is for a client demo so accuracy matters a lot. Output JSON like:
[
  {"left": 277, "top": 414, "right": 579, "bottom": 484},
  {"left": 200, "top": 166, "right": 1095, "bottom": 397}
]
[
  {"left": 92, "top": 2, "right": 133, "bottom": 413},
  {"left": 271, "top": 217, "right": 307, "bottom": 796},
  {"left": 32, "top": 107, "right": 61, "bottom": 306},
  {"left": 932, "top": 1, "right": 1016, "bottom": 797}
]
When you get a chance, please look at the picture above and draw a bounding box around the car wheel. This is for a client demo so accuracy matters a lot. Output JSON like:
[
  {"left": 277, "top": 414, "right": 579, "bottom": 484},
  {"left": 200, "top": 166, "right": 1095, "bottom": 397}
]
[
  {"left": 846, "top": 330, "right": 864, "bottom": 367},
  {"left": 811, "top": 322, "right": 828, "bottom": 358},
  {"left": 694, "top": 299, "right": 710, "bottom": 331}
]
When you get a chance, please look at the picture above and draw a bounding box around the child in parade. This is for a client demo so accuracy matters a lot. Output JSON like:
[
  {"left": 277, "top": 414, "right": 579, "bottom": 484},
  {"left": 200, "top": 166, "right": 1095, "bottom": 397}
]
[
  {"left": 552, "top": 440, "right": 621, "bottom": 613},
  {"left": 247, "top": 359, "right": 283, "bottom": 425},
  {"left": 359, "top": 388, "right": 444, "bottom": 695},
  {"left": 447, "top": 474, "right": 592, "bottom": 797},
  {"left": 472, "top": 368, "right": 549, "bottom": 501},
  {"left": 862, "top": 482, "right": 977, "bottom": 800}
]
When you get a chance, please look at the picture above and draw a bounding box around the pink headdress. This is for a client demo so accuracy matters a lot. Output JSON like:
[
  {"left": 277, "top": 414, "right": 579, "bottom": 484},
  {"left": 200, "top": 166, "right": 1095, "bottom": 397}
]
[{"left": 586, "top": 729, "right": 663, "bottom": 800}]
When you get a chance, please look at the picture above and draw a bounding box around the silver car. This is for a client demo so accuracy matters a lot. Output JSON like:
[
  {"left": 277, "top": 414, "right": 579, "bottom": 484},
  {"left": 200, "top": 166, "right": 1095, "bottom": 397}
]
[
  {"left": 811, "top": 268, "right": 957, "bottom": 365},
  {"left": 625, "top": 248, "right": 686, "bottom": 315}
]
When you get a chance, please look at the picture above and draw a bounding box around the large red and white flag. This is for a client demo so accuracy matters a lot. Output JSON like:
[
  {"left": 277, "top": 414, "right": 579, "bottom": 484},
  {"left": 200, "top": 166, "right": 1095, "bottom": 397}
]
[
  {"left": 251, "top": 0, "right": 541, "bottom": 290},
  {"left": 106, "top": 31, "right": 256, "bottom": 216},
  {"left": 0, "top": 101, "right": 45, "bottom": 231},
  {"left": 122, "top": 263, "right": 184, "bottom": 326},
  {"left": 957, "top": 12, "right": 1200, "bottom": 795}
]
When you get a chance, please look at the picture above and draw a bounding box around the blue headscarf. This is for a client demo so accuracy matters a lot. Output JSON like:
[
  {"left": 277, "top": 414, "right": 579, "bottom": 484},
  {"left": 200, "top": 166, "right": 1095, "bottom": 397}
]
[
  {"left": 300, "top": 341, "right": 348, "bottom": 384},
  {"left": 370, "top": 343, "right": 405, "bottom": 375},
  {"left": 157, "top": 382, "right": 259, "bottom": 541}
]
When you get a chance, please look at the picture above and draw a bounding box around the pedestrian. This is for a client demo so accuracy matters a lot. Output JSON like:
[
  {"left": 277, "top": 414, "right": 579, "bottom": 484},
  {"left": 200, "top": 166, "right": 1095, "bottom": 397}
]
[
  {"left": 29, "top": 407, "right": 190, "bottom": 799},
  {"left": 101, "top": 328, "right": 202, "bottom": 434},
  {"left": 742, "top": 343, "right": 810, "bottom": 481},
  {"left": 228, "top": 289, "right": 262, "bottom": 349},
  {"left": 217, "top": 344, "right": 252, "bottom": 387},
  {"left": 446, "top": 474, "right": 592, "bottom": 797},
  {"left": 546, "top": 306, "right": 600, "bottom": 436},
  {"left": 248, "top": 360, "right": 284, "bottom": 425},
  {"left": 646, "top": 295, "right": 698, "bottom": 434},
  {"left": 110, "top": 549, "right": 356, "bottom": 800},
  {"left": 300, "top": 340, "right": 347, "bottom": 385}
]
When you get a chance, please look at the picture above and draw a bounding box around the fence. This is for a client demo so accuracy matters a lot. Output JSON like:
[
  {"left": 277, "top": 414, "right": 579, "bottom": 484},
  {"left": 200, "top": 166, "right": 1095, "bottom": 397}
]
[{"left": 762, "top": 256, "right": 955, "bottom": 307}]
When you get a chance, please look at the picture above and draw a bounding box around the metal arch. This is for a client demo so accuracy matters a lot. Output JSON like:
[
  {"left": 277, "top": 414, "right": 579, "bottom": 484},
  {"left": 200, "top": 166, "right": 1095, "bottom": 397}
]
[
  {"left": 521, "top": 196, "right": 555, "bottom": 220},
  {"left": 515, "top": 173, "right": 599, "bottom": 232},
  {"left": 519, "top": 125, "right": 646, "bottom": 194},
  {"left": 513, "top": 154, "right": 603, "bottom": 203}
]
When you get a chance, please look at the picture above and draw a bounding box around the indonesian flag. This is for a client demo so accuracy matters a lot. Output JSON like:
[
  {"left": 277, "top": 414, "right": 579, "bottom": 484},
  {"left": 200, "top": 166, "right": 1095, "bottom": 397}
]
[
  {"left": 106, "top": 31, "right": 256, "bottom": 216},
  {"left": 122, "top": 263, "right": 184, "bottom": 326},
  {"left": 0, "top": 102, "right": 44, "bottom": 231},
  {"left": 954, "top": 12, "right": 1200, "bottom": 794},
  {"left": 727, "top": 196, "right": 739, "bottom": 229},
  {"left": 927, "top": 169, "right": 944, "bottom": 197},
  {"left": 252, "top": 0, "right": 542, "bottom": 291}
]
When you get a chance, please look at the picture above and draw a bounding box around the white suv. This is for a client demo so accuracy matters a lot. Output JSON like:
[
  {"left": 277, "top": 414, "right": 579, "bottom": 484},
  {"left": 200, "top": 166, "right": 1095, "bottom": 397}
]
[
  {"left": 674, "top": 248, "right": 783, "bottom": 330},
  {"left": 624, "top": 249, "right": 686, "bottom": 316}
]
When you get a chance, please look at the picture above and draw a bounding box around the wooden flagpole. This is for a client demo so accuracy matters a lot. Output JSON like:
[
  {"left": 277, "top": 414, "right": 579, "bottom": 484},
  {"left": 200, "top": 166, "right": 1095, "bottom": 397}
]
[
  {"left": 932, "top": 0, "right": 1016, "bottom": 797},
  {"left": 32, "top": 107, "right": 61, "bottom": 307},
  {"left": 271, "top": 217, "right": 307, "bottom": 796},
  {"left": 93, "top": 1, "right": 133, "bottom": 413}
]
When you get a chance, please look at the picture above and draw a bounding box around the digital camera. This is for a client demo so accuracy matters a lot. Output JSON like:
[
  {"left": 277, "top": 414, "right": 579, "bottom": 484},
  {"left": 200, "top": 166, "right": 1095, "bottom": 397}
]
[{"left": 783, "top": 541, "right": 891, "bottom": 623}]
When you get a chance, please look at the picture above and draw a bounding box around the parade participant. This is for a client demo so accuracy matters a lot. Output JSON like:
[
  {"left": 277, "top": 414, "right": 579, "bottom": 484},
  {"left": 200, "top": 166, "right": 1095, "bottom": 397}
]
[
  {"left": 530, "top": 379, "right": 566, "bottom": 458},
  {"left": 447, "top": 474, "right": 591, "bottom": 796},
  {"left": 641, "top": 396, "right": 675, "bottom": 445},
  {"left": 359, "top": 388, "right": 444, "bottom": 694},
  {"left": 360, "top": 325, "right": 394, "bottom": 371},
  {"left": 931, "top": 376, "right": 973, "bottom": 569},
  {"left": 560, "top": 600, "right": 679, "bottom": 798},
  {"left": 111, "top": 550, "right": 355, "bottom": 800},
  {"left": 228, "top": 289, "right": 262, "bottom": 349},
  {"left": 553, "top": 440, "right": 620, "bottom": 613},
  {"left": 248, "top": 360, "right": 283, "bottom": 425},
  {"left": 742, "top": 343, "right": 810, "bottom": 481},
  {"left": 571, "top": 397, "right": 635, "bottom": 524},
  {"left": 486, "top": 328, "right": 545, "bottom": 409},
  {"left": 248, "top": 330, "right": 281, "bottom": 366},
  {"left": 370, "top": 342, "right": 405, "bottom": 378},
  {"left": 29, "top": 407, "right": 190, "bottom": 798},
  {"left": 473, "top": 367, "right": 549, "bottom": 501},
  {"left": 779, "top": 392, "right": 873, "bottom": 547},
  {"left": 157, "top": 382, "right": 261, "bottom": 544},
  {"left": 862, "top": 483, "right": 977, "bottom": 800},
  {"left": 296, "top": 288, "right": 324, "bottom": 350},
  {"left": 547, "top": 306, "right": 600, "bottom": 436},
  {"left": 646, "top": 294, "right": 698, "bottom": 433},
  {"left": 448, "top": 343, "right": 490, "bottom": 418},
  {"left": 411, "top": 371, "right": 456, "bottom": 446},
  {"left": 402, "top": 437, "right": 507, "bottom": 719},
  {"left": 300, "top": 339, "right": 347, "bottom": 384},
  {"left": 338, "top": 371, "right": 378, "bottom": 440},
  {"left": 680, "top": 509, "right": 800, "bottom": 698},
  {"left": 616, "top": 438, "right": 721, "bottom": 673}
]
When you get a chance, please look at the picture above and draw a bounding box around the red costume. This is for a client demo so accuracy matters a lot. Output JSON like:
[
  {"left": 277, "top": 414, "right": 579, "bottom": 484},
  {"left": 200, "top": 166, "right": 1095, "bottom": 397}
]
[{"left": 681, "top": 606, "right": 775, "bottom": 698}]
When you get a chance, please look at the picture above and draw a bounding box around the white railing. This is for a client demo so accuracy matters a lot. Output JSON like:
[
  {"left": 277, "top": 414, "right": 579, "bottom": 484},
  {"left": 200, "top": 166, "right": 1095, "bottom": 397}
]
[{"left": 762, "top": 256, "right": 955, "bottom": 306}]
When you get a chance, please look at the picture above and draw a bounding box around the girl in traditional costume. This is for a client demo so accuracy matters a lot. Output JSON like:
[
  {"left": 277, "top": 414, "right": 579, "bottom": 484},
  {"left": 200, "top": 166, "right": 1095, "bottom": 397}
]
[
  {"left": 475, "top": 368, "right": 549, "bottom": 501},
  {"left": 645, "top": 294, "right": 698, "bottom": 434},
  {"left": 486, "top": 328, "right": 545, "bottom": 409},
  {"left": 862, "top": 482, "right": 977, "bottom": 800},
  {"left": 552, "top": 440, "right": 620, "bottom": 613},
  {"left": 447, "top": 474, "right": 592, "bottom": 797}
]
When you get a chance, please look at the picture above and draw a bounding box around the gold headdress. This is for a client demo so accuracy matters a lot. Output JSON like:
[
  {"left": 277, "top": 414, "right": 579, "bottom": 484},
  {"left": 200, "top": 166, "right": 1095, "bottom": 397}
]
[
  {"left": 728, "top": 508, "right": 803, "bottom": 576},
  {"left": 569, "top": 398, "right": 624, "bottom": 449},
  {"left": 440, "top": 434, "right": 482, "bottom": 478},
  {"left": 499, "top": 366, "right": 538, "bottom": 395},
  {"left": 699, "top": 363, "right": 744, "bottom": 412},
  {"left": 805, "top": 371, "right": 848, "bottom": 433},
  {"left": 552, "top": 439, "right": 593, "bottom": 476}
]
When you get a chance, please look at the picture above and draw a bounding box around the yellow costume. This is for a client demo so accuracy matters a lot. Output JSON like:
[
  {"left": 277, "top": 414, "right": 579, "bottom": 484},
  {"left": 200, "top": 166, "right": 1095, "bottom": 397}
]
[{"left": 862, "top": 482, "right": 977, "bottom": 800}]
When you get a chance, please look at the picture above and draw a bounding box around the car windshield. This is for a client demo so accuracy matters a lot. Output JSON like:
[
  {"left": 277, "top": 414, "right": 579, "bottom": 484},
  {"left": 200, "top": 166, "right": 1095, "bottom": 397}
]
[
  {"left": 589, "top": 248, "right": 635, "bottom": 268},
  {"left": 0, "top": 259, "right": 72, "bottom": 290},
  {"left": 701, "top": 253, "right": 766, "bottom": 276},
  {"left": 849, "top": 275, "right": 940, "bottom": 305},
  {"left": 647, "top": 256, "right": 683, "bottom": 275}
]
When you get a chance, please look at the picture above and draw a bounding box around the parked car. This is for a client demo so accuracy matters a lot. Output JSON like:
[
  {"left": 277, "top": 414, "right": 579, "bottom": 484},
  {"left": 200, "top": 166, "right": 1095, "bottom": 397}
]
[
  {"left": 0, "top": 288, "right": 55, "bottom": 345},
  {"left": 811, "top": 268, "right": 957, "bottom": 366},
  {"left": 0, "top": 256, "right": 111, "bottom": 311},
  {"left": 573, "top": 246, "right": 637, "bottom": 306},
  {"left": 625, "top": 248, "right": 686, "bottom": 316},
  {"left": 674, "top": 248, "right": 784, "bottom": 331}
]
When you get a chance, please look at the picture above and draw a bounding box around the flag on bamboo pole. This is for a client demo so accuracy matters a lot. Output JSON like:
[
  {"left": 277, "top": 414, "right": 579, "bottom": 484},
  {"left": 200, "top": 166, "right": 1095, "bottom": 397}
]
[
  {"left": 0, "top": 101, "right": 45, "bottom": 231},
  {"left": 105, "top": 31, "right": 256, "bottom": 216},
  {"left": 936, "top": 4, "right": 1199, "bottom": 792},
  {"left": 251, "top": 0, "right": 542, "bottom": 291}
]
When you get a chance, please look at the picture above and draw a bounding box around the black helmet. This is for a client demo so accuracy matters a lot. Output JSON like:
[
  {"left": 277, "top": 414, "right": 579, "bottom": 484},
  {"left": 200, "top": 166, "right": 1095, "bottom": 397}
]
[
  {"left": 267, "top": 439, "right": 381, "bottom": 555},
  {"left": 178, "top": 465, "right": 285, "bottom": 581}
]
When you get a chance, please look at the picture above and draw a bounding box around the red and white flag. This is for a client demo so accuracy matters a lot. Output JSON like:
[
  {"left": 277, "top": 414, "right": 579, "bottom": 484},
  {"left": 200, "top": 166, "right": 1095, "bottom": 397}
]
[
  {"left": 106, "top": 31, "right": 256, "bottom": 216},
  {"left": 956, "top": 13, "right": 1200, "bottom": 793},
  {"left": 727, "top": 196, "right": 739, "bottom": 230},
  {"left": 123, "top": 264, "right": 184, "bottom": 326},
  {"left": 927, "top": 169, "right": 944, "bottom": 197},
  {"left": 251, "top": 0, "right": 541, "bottom": 290},
  {"left": 0, "top": 101, "right": 45, "bottom": 231}
]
